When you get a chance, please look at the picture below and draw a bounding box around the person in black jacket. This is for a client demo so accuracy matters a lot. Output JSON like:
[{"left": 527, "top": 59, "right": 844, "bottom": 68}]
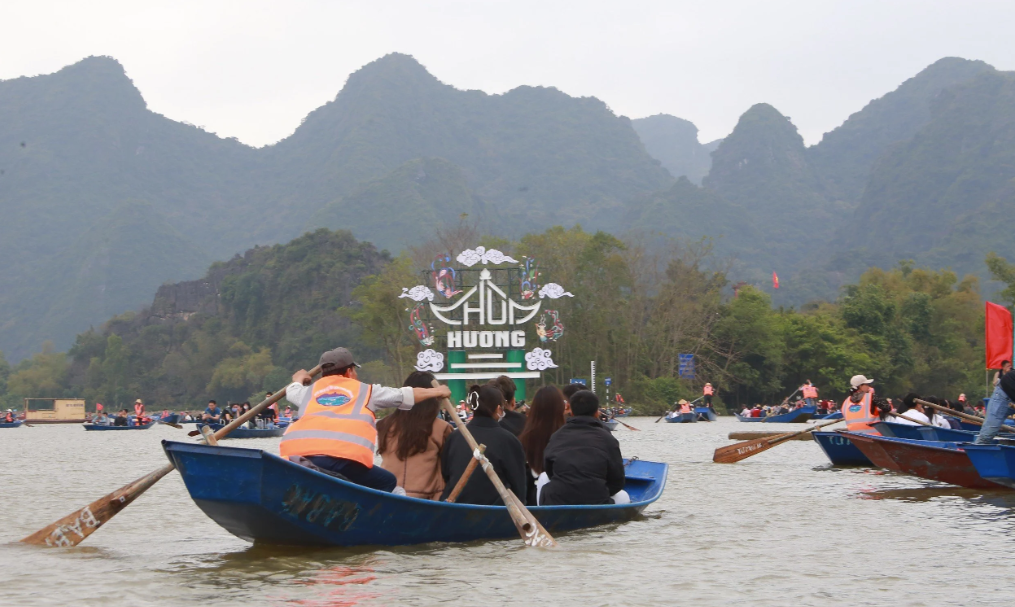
[
  {"left": 539, "top": 390, "right": 627, "bottom": 506},
  {"left": 440, "top": 384, "right": 527, "bottom": 505}
]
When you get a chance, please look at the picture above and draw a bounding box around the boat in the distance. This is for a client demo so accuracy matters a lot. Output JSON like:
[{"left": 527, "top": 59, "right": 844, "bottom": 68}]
[
  {"left": 665, "top": 412, "right": 696, "bottom": 423},
  {"left": 83, "top": 422, "right": 154, "bottom": 431},
  {"left": 603, "top": 419, "right": 620, "bottom": 432},
  {"left": 735, "top": 405, "right": 815, "bottom": 423},
  {"left": 0, "top": 420, "right": 23, "bottom": 429},
  {"left": 162, "top": 440, "right": 668, "bottom": 547},
  {"left": 196, "top": 422, "right": 286, "bottom": 439},
  {"left": 694, "top": 407, "right": 717, "bottom": 422},
  {"left": 812, "top": 431, "right": 872, "bottom": 466}
]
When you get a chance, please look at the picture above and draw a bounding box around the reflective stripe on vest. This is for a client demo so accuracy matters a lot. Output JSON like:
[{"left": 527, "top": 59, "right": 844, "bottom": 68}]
[
  {"left": 279, "top": 376, "right": 377, "bottom": 467},
  {"left": 842, "top": 393, "right": 879, "bottom": 434}
]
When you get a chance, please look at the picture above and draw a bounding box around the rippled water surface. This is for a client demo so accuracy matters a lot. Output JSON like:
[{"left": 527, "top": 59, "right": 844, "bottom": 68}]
[{"left": 3, "top": 419, "right": 1015, "bottom": 606}]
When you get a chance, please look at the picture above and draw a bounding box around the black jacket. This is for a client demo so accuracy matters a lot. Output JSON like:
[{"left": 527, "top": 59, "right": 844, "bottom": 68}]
[
  {"left": 499, "top": 409, "right": 526, "bottom": 437},
  {"left": 440, "top": 416, "right": 527, "bottom": 505},
  {"left": 540, "top": 415, "right": 625, "bottom": 506}
]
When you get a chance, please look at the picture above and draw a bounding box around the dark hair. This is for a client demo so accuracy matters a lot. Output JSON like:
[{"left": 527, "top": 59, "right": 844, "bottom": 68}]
[
  {"left": 322, "top": 364, "right": 355, "bottom": 377},
  {"left": 377, "top": 371, "right": 443, "bottom": 461},
  {"left": 561, "top": 383, "right": 584, "bottom": 400},
  {"left": 570, "top": 390, "right": 599, "bottom": 417},
  {"left": 898, "top": 393, "right": 920, "bottom": 414},
  {"left": 518, "top": 386, "right": 566, "bottom": 474},
  {"left": 490, "top": 375, "right": 517, "bottom": 403},
  {"left": 208, "top": 400, "right": 217, "bottom": 405},
  {"left": 467, "top": 384, "right": 504, "bottom": 418}
]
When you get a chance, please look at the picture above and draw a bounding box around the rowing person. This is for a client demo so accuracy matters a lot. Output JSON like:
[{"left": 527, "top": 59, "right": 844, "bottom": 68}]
[
  {"left": 3, "top": 410, "right": 15, "bottom": 423},
  {"left": 801, "top": 381, "right": 818, "bottom": 407},
  {"left": 134, "top": 399, "right": 145, "bottom": 419},
  {"left": 702, "top": 383, "right": 714, "bottom": 408},
  {"left": 842, "top": 375, "right": 889, "bottom": 434},
  {"left": 281, "top": 347, "right": 451, "bottom": 493}
]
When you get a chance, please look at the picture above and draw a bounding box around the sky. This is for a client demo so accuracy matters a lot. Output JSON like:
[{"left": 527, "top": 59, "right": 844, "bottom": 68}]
[{"left": 3, "top": 0, "right": 1014, "bottom": 147}]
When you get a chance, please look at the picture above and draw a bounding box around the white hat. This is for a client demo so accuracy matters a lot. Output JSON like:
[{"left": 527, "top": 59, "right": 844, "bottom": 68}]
[{"left": 849, "top": 375, "right": 874, "bottom": 388}]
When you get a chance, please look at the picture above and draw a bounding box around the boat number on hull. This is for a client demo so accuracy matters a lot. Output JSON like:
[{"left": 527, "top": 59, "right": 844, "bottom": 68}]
[{"left": 281, "top": 483, "right": 360, "bottom": 532}]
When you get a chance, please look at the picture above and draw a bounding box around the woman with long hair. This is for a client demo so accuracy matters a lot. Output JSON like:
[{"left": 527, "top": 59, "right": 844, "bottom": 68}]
[
  {"left": 440, "top": 384, "right": 527, "bottom": 505},
  {"left": 518, "top": 385, "right": 567, "bottom": 505},
  {"left": 377, "top": 371, "right": 454, "bottom": 500}
]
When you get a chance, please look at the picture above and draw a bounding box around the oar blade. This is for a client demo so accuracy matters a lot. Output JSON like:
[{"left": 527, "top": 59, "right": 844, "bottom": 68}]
[
  {"left": 20, "top": 463, "right": 175, "bottom": 547},
  {"left": 713, "top": 437, "right": 780, "bottom": 463}
]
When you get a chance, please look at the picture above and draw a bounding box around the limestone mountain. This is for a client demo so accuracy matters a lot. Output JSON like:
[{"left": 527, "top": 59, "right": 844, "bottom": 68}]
[{"left": 631, "top": 114, "right": 720, "bottom": 184}]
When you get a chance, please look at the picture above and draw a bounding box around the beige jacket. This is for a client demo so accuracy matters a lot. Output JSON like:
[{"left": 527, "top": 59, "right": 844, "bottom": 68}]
[{"left": 380, "top": 418, "right": 453, "bottom": 500}]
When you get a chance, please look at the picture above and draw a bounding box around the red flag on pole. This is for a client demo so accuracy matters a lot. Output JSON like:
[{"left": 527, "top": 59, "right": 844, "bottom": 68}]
[
  {"left": 985, "top": 302, "right": 1013, "bottom": 368},
  {"left": 772, "top": 271, "right": 779, "bottom": 289}
]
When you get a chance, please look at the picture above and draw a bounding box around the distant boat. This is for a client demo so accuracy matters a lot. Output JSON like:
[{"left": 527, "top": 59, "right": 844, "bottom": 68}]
[
  {"left": 196, "top": 422, "right": 285, "bottom": 439},
  {"left": 812, "top": 411, "right": 843, "bottom": 420},
  {"left": 163, "top": 440, "right": 668, "bottom": 547},
  {"left": 0, "top": 420, "right": 23, "bottom": 429},
  {"left": 735, "top": 405, "right": 815, "bottom": 423},
  {"left": 603, "top": 419, "right": 620, "bottom": 432},
  {"left": 812, "top": 431, "right": 871, "bottom": 466},
  {"left": 665, "top": 412, "right": 696, "bottom": 423},
  {"left": 694, "top": 407, "right": 717, "bottom": 422},
  {"left": 83, "top": 422, "right": 154, "bottom": 431}
]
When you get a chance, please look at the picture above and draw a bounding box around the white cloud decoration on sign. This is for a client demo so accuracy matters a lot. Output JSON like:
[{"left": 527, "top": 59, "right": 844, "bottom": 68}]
[
  {"left": 456, "top": 246, "right": 519, "bottom": 267},
  {"left": 399, "top": 285, "right": 435, "bottom": 302},
  {"left": 538, "top": 283, "right": 574, "bottom": 299},
  {"left": 415, "top": 349, "right": 445, "bottom": 373},
  {"left": 525, "top": 347, "right": 558, "bottom": 371}
]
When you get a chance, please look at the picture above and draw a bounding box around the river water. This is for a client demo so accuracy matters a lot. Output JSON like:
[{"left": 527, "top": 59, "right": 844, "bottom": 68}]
[{"left": 2, "top": 418, "right": 1014, "bottom": 606}]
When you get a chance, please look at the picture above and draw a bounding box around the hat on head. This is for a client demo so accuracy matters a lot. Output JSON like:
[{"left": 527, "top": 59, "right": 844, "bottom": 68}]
[
  {"left": 849, "top": 375, "right": 874, "bottom": 388},
  {"left": 135, "top": 399, "right": 142, "bottom": 403},
  {"left": 678, "top": 399, "right": 689, "bottom": 405},
  {"left": 319, "top": 347, "right": 360, "bottom": 369}
]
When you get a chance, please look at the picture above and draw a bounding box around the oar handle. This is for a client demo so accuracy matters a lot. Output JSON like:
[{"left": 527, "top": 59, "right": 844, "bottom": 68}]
[
  {"left": 211, "top": 364, "right": 322, "bottom": 441},
  {"left": 916, "top": 398, "right": 1015, "bottom": 433},
  {"left": 445, "top": 444, "right": 485, "bottom": 503}
]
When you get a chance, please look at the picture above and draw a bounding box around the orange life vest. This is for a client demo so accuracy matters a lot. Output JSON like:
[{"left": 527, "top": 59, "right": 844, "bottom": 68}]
[
  {"left": 679, "top": 403, "right": 692, "bottom": 413},
  {"left": 802, "top": 385, "right": 818, "bottom": 399},
  {"left": 134, "top": 403, "right": 144, "bottom": 416},
  {"left": 842, "top": 392, "right": 879, "bottom": 434},
  {"left": 703, "top": 386, "right": 714, "bottom": 396},
  {"left": 279, "top": 376, "right": 376, "bottom": 468}
]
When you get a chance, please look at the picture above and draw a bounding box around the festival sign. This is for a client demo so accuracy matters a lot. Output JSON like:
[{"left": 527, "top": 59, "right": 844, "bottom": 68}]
[{"left": 400, "top": 247, "right": 573, "bottom": 402}]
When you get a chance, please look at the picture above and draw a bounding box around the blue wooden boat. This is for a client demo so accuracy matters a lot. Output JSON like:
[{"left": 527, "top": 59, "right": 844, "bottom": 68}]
[
  {"left": 735, "top": 405, "right": 815, "bottom": 423},
  {"left": 874, "top": 421, "right": 984, "bottom": 443},
  {"left": 694, "top": 407, "right": 717, "bottom": 422},
  {"left": 0, "top": 421, "right": 23, "bottom": 428},
  {"left": 162, "top": 440, "right": 667, "bottom": 547},
  {"left": 812, "top": 431, "right": 872, "bottom": 466},
  {"left": 197, "top": 423, "right": 286, "bottom": 439},
  {"left": 603, "top": 419, "right": 619, "bottom": 432},
  {"left": 83, "top": 422, "right": 154, "bottom": 431},
  {"left": 813, "top": 411, "right": 843, "bottom": 420},
  {"left": 158, "top": 413, "right": 181, "bottom": 425},
  {"left": 964, "top": 444, "right": 1015, "bottom": 488},
  {"left": 844, "top": 434, "right": 1006, "bottom": 489},
  {"left": 665, "top": 412, "right": 696, "bottom": 423}
]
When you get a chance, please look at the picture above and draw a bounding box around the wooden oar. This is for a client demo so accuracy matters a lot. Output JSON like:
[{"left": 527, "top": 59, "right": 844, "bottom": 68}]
[
  {"left": 445, "top": 444, "right": 485, "bottom": 503},
  {"left": 21, "top": 365, "right": 322, "bottom": 548},
  {"left": 432, "top": 380, "right": 556, "bottom": 548},
  {"left": 889, "top": 413, "right": 934, "bottom": 427},
  {"left": 917, "top": 399, "right": 1015, "bottom": 433},
  {"left": 713, "top": 418, "right": 843, "bottom": 464},
  {"left": 612, "top": 416, "right": 640, "bottom": 431}
]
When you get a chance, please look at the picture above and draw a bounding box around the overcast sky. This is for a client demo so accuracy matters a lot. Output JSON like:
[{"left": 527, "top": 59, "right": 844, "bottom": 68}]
[{"left": 3, "top": 1, "right": 1013, "bottom": 147}]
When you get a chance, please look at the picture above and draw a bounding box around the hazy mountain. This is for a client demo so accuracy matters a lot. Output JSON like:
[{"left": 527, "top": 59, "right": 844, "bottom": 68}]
[{"left": 631, "top": 114, "right": 718, "bottom": 184}]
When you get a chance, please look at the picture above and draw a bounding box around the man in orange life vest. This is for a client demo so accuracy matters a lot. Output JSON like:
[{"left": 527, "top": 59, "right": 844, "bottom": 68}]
[
  {"left": 842, "top": 375, "right": 890, "bottom": 434},
  {"left": 800, "top": 381, "right": 818, "bottom": 407},
  {"left": 702, "top": 383, "right": 714, "bottom": 407},
  {"left": 281, "top": 347, "right": 452, "bottom": 492}
]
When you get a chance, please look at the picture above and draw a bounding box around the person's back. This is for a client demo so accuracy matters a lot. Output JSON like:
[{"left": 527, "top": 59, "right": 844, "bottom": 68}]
[
  {"left": 540, "top": 390, "right": 625, "bottom": 506},
  {"left": 114, "top": 413, "right": 128, "bottom": 426},
  {"left": 378, "top": 371, "right": 454, "bottom": 500},
  {"left": 440, "top": 384, "right": 526, "bottom": 505}
]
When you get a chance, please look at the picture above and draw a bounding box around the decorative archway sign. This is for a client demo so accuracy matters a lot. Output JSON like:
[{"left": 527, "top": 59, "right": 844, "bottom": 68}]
[{"left": 399, "top": 247, "right": 573, "bottom": 403}]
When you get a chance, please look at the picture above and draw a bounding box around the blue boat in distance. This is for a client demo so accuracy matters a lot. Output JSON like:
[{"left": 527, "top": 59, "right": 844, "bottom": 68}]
[
  {"left": 813, "top": 411, "right": 843, "bottom": 420},
  {"left": 694, "top": 407, "right": 717, "bottom": 422},
  {"left": 0, "top": 420, "right": 23, "bottom": 428},
  {"left": 83, "top": 422, "right": 154, "bottom": 431},
  {"left": 162, "top": 441, "right": 667, "bottom": 547},
  {"left": 813, "top": 431, "right": 872, "bottom": 466},
  {"left": 665, "top": 412, "right": 696, "bottom": 423},
  {"left": 735, "top": 405, "right": 815, "bottom": 423}
]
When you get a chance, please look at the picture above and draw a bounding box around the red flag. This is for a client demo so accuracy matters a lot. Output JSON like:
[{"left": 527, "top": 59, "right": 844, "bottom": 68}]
[
  {"left": 986, "top": 302, "right": 1013, "bottom": 368},
  {"left": 772, "top": 271, "right": 780, "bottom": 289}
]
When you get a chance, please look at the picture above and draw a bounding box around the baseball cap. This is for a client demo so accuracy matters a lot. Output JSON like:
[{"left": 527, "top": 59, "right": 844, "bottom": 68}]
[
  {"left": 319, "top": 347, "right": 360, "bottom": 369},
  {"left": 849, "top": 375, "right": 874, "bottom": 388}
]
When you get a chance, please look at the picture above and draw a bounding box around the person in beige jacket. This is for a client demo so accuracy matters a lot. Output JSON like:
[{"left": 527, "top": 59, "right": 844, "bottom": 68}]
[{"left": 377, "top": 371, "right": 454, "bottom": 500}]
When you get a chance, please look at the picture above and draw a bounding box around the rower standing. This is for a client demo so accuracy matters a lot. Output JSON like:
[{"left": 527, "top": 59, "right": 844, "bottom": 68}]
[
  {"left": 702, "top": 383, "right": 714, "bottom": 408},
  {"left": 801, "top": 381, "right": 818, "bottom": 407},
  {"left": 134, "top": 399, "right": 145, "bottom": 419}
]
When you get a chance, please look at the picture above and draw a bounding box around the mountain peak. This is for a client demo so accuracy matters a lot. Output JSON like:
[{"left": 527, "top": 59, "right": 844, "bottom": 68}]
[{"left": 340, "top": 53, "right": 444, "bottom": 97}]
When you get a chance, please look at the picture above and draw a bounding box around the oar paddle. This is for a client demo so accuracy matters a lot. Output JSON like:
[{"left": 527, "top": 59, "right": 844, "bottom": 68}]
[
  {"left": 713, "top": 418, "right": 843, "bottom": 464},
  {"left": 613, "top": 417, "right": 640, "bottom": 431},
  {"left": 432, "top": 380, "right": 557, "bottom": 548},
  {"left": 917, "top": 399, "right": 1015, "bottom": 433},
  {"left": 21, "top": 365, "right": 322, "bottom": 548}
]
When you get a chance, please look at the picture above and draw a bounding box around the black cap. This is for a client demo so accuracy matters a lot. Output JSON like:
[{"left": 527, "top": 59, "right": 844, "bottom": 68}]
[{"left": 319, "top": 347, "right": 360, "bottom": 369}]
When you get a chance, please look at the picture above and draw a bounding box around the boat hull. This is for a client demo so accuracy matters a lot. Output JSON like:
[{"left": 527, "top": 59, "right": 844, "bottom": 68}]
[
  {"left": 0, "top": 421, "right": 23, "bottom": 428},
  {"left": 735, "top": 405, "right": 816, "bottom": 423},
  {"left": 83, "top": 422, "right": 154, "bottom": 430},
  {"left": 844, "top": 434, "right": 1006, "bottom": 489},
  {"left": 603, "top": 420, "right": 619, "bottom": 432},
  {"left": 163, "top": 441, "right": 668, "bottom": 547},
  {"left": 964, "top": 444, "right": 1015, "bottom": 488},
  {"left": 197, "top": 423, "right": 286, "bottom": 439},
  {"left": 812, "top": 431, "right": 872, "bottom": 466},
  {"left": 694, "top": 407, "right": 717, "bottom": 422},
  {"left": 665, "top": 412, "right": 696, "bottom": 423}
]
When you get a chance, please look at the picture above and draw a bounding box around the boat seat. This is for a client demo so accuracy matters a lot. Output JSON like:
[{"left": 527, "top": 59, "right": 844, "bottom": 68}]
[{"left": 287, "top": 456, "right": 351, "bottom": 482}]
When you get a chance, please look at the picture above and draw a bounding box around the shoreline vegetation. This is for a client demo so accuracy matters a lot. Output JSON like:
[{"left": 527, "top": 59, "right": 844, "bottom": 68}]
[{"left": 1, "top": 225, "right": 1008, "bottom": 417}]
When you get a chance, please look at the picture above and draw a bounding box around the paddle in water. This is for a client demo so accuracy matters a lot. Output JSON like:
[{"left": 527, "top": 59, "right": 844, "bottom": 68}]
[
  {"left": 21, "top": 365, "right": 322, "bottom": 548},
  {"left": 432, "top": 380, "right": 557, "bottom": 548},
  {"left": 713, "top": 418, "right": 843, "bottom": 464}
]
